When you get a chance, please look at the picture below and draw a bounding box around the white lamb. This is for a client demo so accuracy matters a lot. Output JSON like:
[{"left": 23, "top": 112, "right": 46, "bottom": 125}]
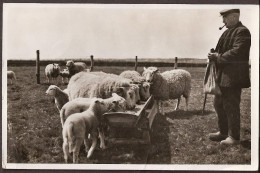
[
  {"left": 66, "top": 60, "right": 88, "bottom": 77},
  {"left": 142, "top": 67, "right": 191, "bottom": 115},
  {"left": 45, "top": 63, "right": 61, "bottom": 84},
  {"left": 45, "top": 85, "right": 69, "bottom": 111},
  {"left": 67, "top": 71, "right": 137, "bottom": 110},
  {"left": 7, "top": 71, "right": 17, "bottom": 84},
  {"left": 119, "top": 70, "right": 151, "bottom": 101},
  {"left": 60, "top": 93, "right": 126, "bottom": 127},
  {"left": 59, "top": 68, "right": 70, "bottom": 83},
  {"left": 62, "top": 98, "right": 112, "bottom": 163}
]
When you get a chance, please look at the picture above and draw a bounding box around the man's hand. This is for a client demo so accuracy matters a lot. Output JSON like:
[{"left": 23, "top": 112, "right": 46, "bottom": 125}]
[{"left": 208, "top": 52, "right": 219, "bottom": 61}]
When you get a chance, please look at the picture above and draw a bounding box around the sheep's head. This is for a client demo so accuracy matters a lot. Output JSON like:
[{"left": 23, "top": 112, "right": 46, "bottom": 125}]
[
  {"left": 142, "top": 67, "right": 159, "bottom": 83},
  {"left": 139, "top": 82, "right": 151, "bottom": 101},
  {"left": 45, "top": 85, "right": 58, "bottom": 96},
  {"left": 130, "top": 84, "right": 141, "bottom": 104},
  {"left": 66, "top": 60, "right": 74, "bottom": 69},
  {"left": 53, "top": 63, "right": 60, "bottom": 69},
  {"left": 110, "top": 93, "right": 127, "bottom": 112},
  {"left": 115, "top": 87, "right": 136, "bottom": 110},
  {"left": 90, "top": 98, "right": 108, "bottom": 117}
]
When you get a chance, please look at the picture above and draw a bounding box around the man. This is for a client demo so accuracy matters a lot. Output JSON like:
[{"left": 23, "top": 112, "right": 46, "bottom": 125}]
[{"left": 207, "top": 9, "right": 251, "bottom": 145}]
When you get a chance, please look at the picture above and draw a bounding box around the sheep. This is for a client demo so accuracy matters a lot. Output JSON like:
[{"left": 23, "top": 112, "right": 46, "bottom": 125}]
[
  {"left": 67, "top": 71, "right": 137, "bottom": 110},
  {"left": 45, "top": 85, "right": 69, "bottom": 112},
  {"left": 60, "top": 93, "right": 126, "bottom": 128},
  {"left": 66, "top": 60, "right": 88, "bottom": 77},
  {"left": 62, "top": 98, "right": 112, "bottom": 163},
  {"left": 142, "top": 67, "right": 191, "bottom": 115},
  {"left": 139, "top": 82, "right": 151, "bottom": 101},
  {"left": 119, "top": 70, "right": 145, "bottom": 84},
  {"left": 119, "top": 70, "right": 151, "bottom": 101},
  {"left": 45, "top": 63, "right": 61, "bottom": 84},
  {"left": 130, "top": 84, "right": 141, "bottom": 104},
  {"left": 7, "top": 71, "right": 17, "bottom": 84},
  {"left": 59, "top": 68, "right": 70, "bottom": 83}
]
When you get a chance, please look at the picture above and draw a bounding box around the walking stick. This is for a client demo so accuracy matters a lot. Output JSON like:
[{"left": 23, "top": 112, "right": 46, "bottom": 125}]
[
  {"left": 202, "top": 93, "right": 207, "bottom": 115},
  {"left": 202, "top": 48, "right": 215, "bottom": 115}
]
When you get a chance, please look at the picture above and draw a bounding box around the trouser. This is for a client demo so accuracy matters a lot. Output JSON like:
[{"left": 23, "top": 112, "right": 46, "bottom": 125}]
[{"left": 213, "top": 87, "right": 242, "bottom": 140}]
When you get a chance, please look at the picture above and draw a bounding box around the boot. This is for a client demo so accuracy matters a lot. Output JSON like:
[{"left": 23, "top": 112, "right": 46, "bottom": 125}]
[
  {"left": 209, "top": 131, "right": 227, "bottom": 142},
  {"left": 220, "top": 136, "right": 240, "bottom": 145}
]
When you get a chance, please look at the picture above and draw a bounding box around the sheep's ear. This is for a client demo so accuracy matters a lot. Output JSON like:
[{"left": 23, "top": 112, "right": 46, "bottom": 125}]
[{"left": 143, "top": 67, "right": 147, "bottom": 71}]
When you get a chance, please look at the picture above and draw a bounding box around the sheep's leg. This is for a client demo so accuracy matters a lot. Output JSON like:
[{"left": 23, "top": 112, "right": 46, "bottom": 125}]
[
  {"left": 161, "top": 101, "right": 164, "bottom": 115},
  {"left": 73, "top": 139, "right": 83, "bottom": 163},
  {"left": 185, "top": 97, "right": 189, "bottom": 111},
  {"left": 63, "top": 138, "right": 69, "bottom": 163},
  {"left": 87, "top": 132, "right": 98, "bottom": 159},
  {"left": 174, "top": 97, "right": 181, "bottom": 111}
]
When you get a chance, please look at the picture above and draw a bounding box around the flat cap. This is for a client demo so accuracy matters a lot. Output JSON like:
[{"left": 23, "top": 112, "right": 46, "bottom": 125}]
[{"left": 220, "top": 9, "right": 240, "bottom": 16}]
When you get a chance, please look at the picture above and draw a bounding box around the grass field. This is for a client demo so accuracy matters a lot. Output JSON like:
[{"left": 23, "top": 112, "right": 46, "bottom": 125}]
[{"left": 6, "top": 65, "right": 251, "bottom": 164}]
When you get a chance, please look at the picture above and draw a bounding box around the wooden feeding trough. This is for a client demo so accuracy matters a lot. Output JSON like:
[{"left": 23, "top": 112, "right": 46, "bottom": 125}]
[{"left": 101, "top": 95, "right": 158, "bottom": 145}]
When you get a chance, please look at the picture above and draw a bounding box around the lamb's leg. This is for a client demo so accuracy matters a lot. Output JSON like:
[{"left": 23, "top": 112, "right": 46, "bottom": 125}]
[
  {"left": 98, "top": 128, "right": 106, "bottom": 150},
  {"left": 73, "top": 139, "right": 83, "bottom": 163},
  {"left": 62, "top": 138, "right": 69, "bottom": 163},
  {"left": 174, "top": 97, "right": 181, "bottom": 110},
  {"left": 87, "top": 132, "right": 98, "bottom": 159},
  {"left": 84, "top": 137, "right": 90, "bottom": 153}
]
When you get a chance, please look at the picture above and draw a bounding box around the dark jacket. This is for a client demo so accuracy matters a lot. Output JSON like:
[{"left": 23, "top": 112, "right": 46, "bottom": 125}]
[{"left": 215, "top": 22, "right": 251, "bottom": 88}]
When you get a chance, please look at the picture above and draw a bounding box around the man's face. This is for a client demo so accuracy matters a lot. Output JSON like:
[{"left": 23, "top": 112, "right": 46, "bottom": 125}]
[{"left": 222, "top": 13, "right": 238, "bottom": 28}]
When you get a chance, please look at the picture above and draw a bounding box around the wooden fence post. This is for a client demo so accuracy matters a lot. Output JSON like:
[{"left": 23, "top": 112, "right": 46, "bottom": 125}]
[
  {"left": 135, "top": 56, "right": 138, "bottom": 71},
  {"left": 174, "top": 57, "right": 178, "bottom": 69},
  {"left": 36, "top": 50, "right": 40, "bottom": 84},
  {"left": 90, "top": 55, "right": 94, "bottom": 72}
]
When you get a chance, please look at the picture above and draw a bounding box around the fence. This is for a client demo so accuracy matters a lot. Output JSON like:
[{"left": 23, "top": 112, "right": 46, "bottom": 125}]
[{"left": 7, "top": 50, "right": 209, "bottom": 84}]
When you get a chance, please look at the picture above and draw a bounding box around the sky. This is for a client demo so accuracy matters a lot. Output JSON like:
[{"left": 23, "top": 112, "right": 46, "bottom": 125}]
[{"left": 3, "top": 4, "right": 259, "bottom": 60}]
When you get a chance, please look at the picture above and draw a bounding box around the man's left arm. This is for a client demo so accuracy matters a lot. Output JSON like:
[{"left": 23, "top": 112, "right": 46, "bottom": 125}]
[{"left": 216, "top": 28, "right": 251, "bottom": 64}]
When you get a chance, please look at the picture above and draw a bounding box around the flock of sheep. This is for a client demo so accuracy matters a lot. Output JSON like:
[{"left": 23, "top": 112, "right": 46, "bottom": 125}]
[{"left": 9, "top": 59, "right": 192, "bottom": 163}]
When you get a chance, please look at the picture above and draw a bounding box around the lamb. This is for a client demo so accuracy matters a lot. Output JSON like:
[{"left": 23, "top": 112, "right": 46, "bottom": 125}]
[
  {"left": 62, "top": 98, "right": 112, "bottom": 163},
  {"left": 142, "top": 67, "right": 191, "bottom": 115},
  {"left": 60, "top": 93, "right": 126, "bottom": 128},
  {"left": 119, "top": 70, "right": 151, "bottom": 101},
  {"left": 67, "top": 71, "right": 137, "bottom": 110},
  {"left": 66, "top": 60, "right": 88, "bottom": 77},
  {"left": 7, "top": 71, "right": 17, "bottom": 84},
  {"left": 45, "top": 85, "right": 69, "bottom": 111},
  {"left": 45, "top": 63, "right": 61, "bottom": 84},
  {"left": 59, "top": 68, "right": 70, "bottom": 83}
]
